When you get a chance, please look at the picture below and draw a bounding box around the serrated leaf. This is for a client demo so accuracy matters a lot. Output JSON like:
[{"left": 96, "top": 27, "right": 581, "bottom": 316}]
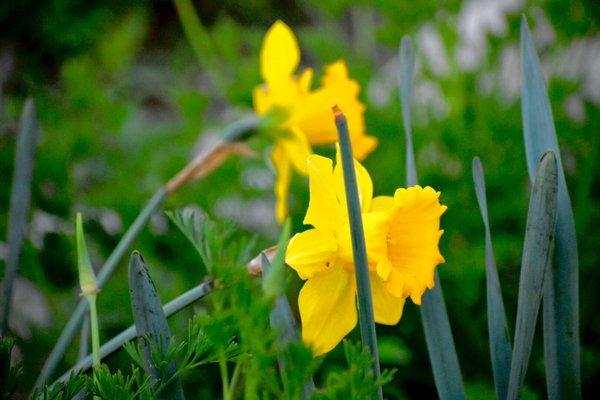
[
  {"left": 128, "top": 252, "right": 185, "bottom": 400},
  {"left": 507, "top": 151, "right": 558, "bottom": 400},
  {"left": 398, "top": 35, "right": 465, "bottom": 400},
  {"left": 472, "top": 157, "right": 512, "bottom": 400},
  {"left": 520, "top": 17, "right": 580, "bottom": 399}
]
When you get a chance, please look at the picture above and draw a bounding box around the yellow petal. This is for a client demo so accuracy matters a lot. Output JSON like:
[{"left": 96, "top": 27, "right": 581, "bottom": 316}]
[
  {"left": 370, "top": 196, "right": 395, "bottom": 212},
  {"left": 271, "top": 143, "right": 292, "bottom": 223},
  {"left": 334, "top": 144, "right": 373, "bottom": 213},
  {"left": 385, "top": 186, "right": 447, "bottom": 304},
  {"left": 260, "top": 21, "right": 300, "bottom": 86},
  {"left": 286, "top": 228, "right": 338, "bottom": 280},
  {"left": 299, "top": 267, "right": 357, "bottom": 355},
  {"left": 293, "top": 61, "right": 377, "bottom": 161},
  {"left": 337, "top": 211, "right": 388, "bottom": 267},
  {"left": 303, "top": 155, "right": 344, "bottom": 231},
  {"left": 298, "top": 68, "right": 313, "bottom": 94},
  {"left": 279, "top": 127, "right": 311, "bottom": 175},
  {"left": 371, "top": 272, "right": 405, "bottom": 325}
]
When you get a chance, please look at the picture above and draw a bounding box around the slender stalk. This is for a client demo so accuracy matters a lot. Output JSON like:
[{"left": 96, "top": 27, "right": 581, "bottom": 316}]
[
  {"left": 227, "top": 361, "right": 243, "bottom": 399},
  {"left": 87, "top": 296, "right": 100, "bottom": 367},
  {"left": 78, "top": 313, "right": 90, "bottom": 361},
  {"left": 1, "top": 99, "right": 39, "bottom": 335},
  {"left": 333, "top": 106, "right": 382, "bottom": 399},
  {"left": 219, "top": 356, "right": 230, "bottom": 400},
  {"left": 55, "top": 280, "right": 213, "bottom": 383}
]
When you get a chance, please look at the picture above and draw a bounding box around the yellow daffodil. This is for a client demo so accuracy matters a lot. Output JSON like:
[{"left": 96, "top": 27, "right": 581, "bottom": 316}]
[
  {"left": 285, "top": 147, "right": 446, "bottom": 355},
  {"left": 253, "top": 21, "right": 377, "bottom": 222}
]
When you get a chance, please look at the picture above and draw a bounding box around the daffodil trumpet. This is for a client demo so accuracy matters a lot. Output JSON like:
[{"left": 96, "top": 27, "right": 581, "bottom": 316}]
[{"left": 285, "top": 131, "right": 446, "bottom": 356}]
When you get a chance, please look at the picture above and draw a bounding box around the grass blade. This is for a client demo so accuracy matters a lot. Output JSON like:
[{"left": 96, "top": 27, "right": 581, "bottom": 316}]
[
  {"left": 507, "top": 151, "right": 558, "bottom": 400},
  {"left": 1, "top": 98, "right": 39, "bottom": 335},
  {"left": 129, "top": 252, "right": 185, "bottom": 399},
  {"left": 520, "top": 16, "right": 580, "bottom": 399},
  {"left": 334, "top": 106, "right": 382, "bottom": 399},
  {"left": 472, "top": 157, "right": 512, "bottom": 400},
  {"left": 399, "top": 35, "right": 465, "bottom": 400}
]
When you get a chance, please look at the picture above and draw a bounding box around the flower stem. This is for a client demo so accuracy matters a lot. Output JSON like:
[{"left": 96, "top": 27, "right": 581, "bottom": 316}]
[
  {"left": 87, "top": 295, "right": 101, "bottom": 367},
  {"left": 333, "top": 106, "right": 382, "bottom": 399}
]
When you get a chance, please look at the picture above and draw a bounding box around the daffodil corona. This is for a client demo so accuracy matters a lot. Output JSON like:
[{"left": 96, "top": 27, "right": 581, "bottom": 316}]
[
  {"left": 285, "top": 148, "right": 447, "bottom": 355},
  {"left": 253, "top": 21, "right": 377, "bottom": 223}
]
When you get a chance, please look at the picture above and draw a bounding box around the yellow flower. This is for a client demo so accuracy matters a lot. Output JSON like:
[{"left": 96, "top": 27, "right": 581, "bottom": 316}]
[
  {"left": 253, "top": 21, "right": 378, "bottom": 223},
  {"left": 285, "top": 147, "right": 446, "bottom": 355}
]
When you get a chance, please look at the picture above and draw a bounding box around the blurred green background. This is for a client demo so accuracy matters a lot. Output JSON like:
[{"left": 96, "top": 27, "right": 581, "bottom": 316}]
[{"left": 1, "top": 0, "right": 598, "bottom": 398}]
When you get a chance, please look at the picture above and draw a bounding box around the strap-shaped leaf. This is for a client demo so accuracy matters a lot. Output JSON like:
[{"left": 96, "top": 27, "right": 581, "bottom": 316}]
[
  {"left": 472, "top": 157, "right": 512, "bottom": 400},
  {"left": 1, "top": 99, "right": 39, "bottom": 335},
  {"left": 399, "top": 35, "right": 465, "bottom": 400},
  {"left": 520, "top": 17, "right": 580, "bottom": 399},
  {"left": 334, "top": 106, "right": 382, "bottom": 399},
  {"left": 507, "top": 151, "right": 558, "bottom": 400},
  {"left": 129, "top": 252, "right": 185, "bottom": 400}
]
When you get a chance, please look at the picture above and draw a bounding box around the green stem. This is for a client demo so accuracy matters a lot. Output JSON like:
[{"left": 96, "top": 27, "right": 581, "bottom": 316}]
[
  {"left": 227, "top": 361, "right": 242, "bottom": 399},
  {"left": 333, "top": 107, "right": 382, "bottom": 399},
  {"left": 87, "top": 295, "right": 101, "bottom": 367},
  {"left": 219, "top": 354, "right": 230, "bottom": 400}
]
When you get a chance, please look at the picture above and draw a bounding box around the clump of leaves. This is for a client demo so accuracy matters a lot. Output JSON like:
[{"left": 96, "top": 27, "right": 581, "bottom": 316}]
[
  {"left": 312, "top": 341, "right": 396, "bottom": 399},
  {"left": 92, "top": 365, "right": 152, "bottom": 400},
  {"left": 1, "top": 338, "right": 23, "bottom": 398},
  {"left": 30, "top": 371, "right": 89, "bottom": 400}
]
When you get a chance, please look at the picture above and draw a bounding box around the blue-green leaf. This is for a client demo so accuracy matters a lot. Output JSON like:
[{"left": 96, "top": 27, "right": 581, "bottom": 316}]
[
  {"left": 399, "top": 35, "right": 465, "bottom": 400},
  {"left": 334, "top": 106, "right": 382, "bottom": 399},
  {"left": 398, "top": 36, "right": 417, "bottom": 187},
  {"left": 129, "top": 252, "right": 185, "bottom": 400},
  {"left": 1, "top": 98, "right": 39, "bottom": 335},
  {"left": 520, "top": 16, "right": 580, "bottom": 399},
  {"left": 507, "top": 151, "right": 558, "bottom": 400},
  {"left": 472, "top": 157, "right": 512, "bottom": 400}
]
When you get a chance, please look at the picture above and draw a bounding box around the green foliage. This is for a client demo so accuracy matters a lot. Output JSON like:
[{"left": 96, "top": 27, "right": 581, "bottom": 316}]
[
  {"left": 311, "top": 341, "right": 395, "bottom": 399},
  {"left": 472, "top": 157, "right": 512, "bottom": 400},
  {"left": 0, "top": 338, "right": 23, "bottom": 398},
  {"left": 31, "top": 371, "right": 88, "bottom": 400},
  {"left": 128, "top": 252, "right": 185, "bottom": 398},
  {"left": 92, "top": 365, "right": 152, "bottom": 400},
  {"left": 1, "top": 1, "right": 597, "bottom": 398},
  {"left": 520, "top": 17, "right": 581, "bottom": 398},
  {"left": 508, "top": 152, "right": 558, "bottom": 400}
]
